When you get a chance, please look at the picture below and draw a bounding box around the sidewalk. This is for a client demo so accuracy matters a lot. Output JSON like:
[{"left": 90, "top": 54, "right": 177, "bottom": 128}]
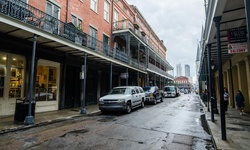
[
  {"left": 204, "top": 104, "right": 250, "bottom": 150},
  {"left": 0, "top": 105, "right": 101, "bottom": 134}
]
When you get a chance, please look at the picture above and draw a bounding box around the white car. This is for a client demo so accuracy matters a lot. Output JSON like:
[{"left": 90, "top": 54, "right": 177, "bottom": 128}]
[
  {"left": 163, "top": 86, "right": 180, "bottom": 98},
  {"left": 99, "top": 86, "right": 145, "bottom": 113}
]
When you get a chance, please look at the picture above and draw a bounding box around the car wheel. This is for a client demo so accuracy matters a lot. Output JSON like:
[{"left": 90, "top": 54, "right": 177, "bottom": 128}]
[
  {"left": 101, "top": 110, "right": 108, "bottom": 114},
  {"left": 160, "top": 97, "right": 163, "bottom": 102},
  {"left": 141, "top": 100, "right": 145, "bottom": 108},
  {"left": 126, "top": 103, "right": 132, "bottom": 113},
  {"left": 153, "top": 99, "right": 157, "bottom": 105}
]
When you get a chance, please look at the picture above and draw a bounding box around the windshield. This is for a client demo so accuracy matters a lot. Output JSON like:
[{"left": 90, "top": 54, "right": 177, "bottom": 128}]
[
  {"left": 109, "top": 88, "right": 131, "bottom": 95},
  {"left": 143, "top": 87, "right": 155, "bottom": 92},
  {"left": 164, "top": 87, "right": 175, "bottom": 91}
]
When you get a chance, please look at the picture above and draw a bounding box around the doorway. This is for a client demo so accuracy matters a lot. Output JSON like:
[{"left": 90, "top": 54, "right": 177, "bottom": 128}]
[{"left": 64, "top": 66, "right": 81, "bottom": 108}]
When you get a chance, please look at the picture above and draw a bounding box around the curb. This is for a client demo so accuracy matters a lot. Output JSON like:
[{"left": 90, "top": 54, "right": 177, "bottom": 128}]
[
  {"left": 199, "top": 97, "right": 218, "bottom": 150},
  {"left": 203, "top": 109, "right": 218, "bottom": 150},
  {"left": 0, "top": 110, "right": 101, "bottom": 135}
]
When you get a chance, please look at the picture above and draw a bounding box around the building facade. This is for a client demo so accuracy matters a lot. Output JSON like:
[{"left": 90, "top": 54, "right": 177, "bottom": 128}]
[
  {"left": 0, "top": 0, "right": 173, "bottom": 116},
  {"left": 197, "top": 0, "right": 250, "bottom": 113},
  {"left": 174, "top": 76, "right": 191, "bottom": 93}
]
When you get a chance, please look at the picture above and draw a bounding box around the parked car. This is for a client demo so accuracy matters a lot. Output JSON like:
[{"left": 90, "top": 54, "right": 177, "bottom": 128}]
[
  {"left": 143, "top": 86, "right": 163, "bottom": 104},
  {"left": 163, "top": 86, "right": 180, "bottom": 98},
  {"left": 98, "top": 86, "right": 145, "bottom": 113}
]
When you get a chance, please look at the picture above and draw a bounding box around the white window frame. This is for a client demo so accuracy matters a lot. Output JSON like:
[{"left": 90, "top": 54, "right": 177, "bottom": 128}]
[
  {"left": 71, "top": 14, "right": 82, "bottom": 29},
  {"left": 90, "top": 0, "right": 98, "bottom": 13},
  {"left": 46, "top": 1, "right": 60, "bottom": 18},
  {"left": 113, "top": 9, "right": 119, "bottom": 28},
  {"left": 90, "top": 26, "right": 97, "bottom": 49},
  {"left": 104, "top": 0, "right": 110, "bottom": 22}
]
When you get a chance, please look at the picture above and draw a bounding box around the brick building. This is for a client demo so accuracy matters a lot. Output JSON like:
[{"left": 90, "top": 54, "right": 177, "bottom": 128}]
[
  {"left": 0, "top": 0, "right": 173, "bottom": 116},
  {"left": 174, "top": 76, "right": 191, "bottom": 93}
]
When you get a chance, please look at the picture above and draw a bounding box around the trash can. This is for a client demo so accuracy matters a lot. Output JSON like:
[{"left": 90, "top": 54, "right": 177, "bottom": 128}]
[{"left": 14, "top": 98, "right": 36, "bottom": 124}]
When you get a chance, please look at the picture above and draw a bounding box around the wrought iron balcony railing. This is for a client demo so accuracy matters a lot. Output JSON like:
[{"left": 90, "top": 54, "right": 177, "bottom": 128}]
[
  {"left": 0, "top": 0, "right": 176, "bottom": 75},
  {"left": 113, "top": 19, "right": 168, "bottom": 65},
  {"left": 148, "top": 63, "right": 174, "bottom": 79},
  {"left": 113, "top": 19, "right": 147, "bottom": 44},
  {"left": 0, "top": 0, "right": 146, "bottom": 70}
]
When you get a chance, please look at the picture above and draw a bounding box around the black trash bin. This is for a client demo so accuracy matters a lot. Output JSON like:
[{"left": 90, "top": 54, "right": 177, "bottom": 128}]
[{"left": 14, "top": 98, "right": 36, "bottom": 124}]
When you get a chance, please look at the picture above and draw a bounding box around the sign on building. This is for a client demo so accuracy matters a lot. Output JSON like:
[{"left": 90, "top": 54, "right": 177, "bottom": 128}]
[
  {"left": 227, "top": 27, "right": 248, "bottom": 54},
  {"left": 228, "top": 43, "right": 248, "bottom": 54},
  {"left": 227, "top": 27, "right": 247, "bottom": 43}
]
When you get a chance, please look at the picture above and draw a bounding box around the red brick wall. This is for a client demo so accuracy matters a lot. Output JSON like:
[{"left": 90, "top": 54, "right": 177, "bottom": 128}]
[
  {"left": 28, "top": 0, "right": 112, "bottom": 44},
  {"left": 27, "top": 0, "right": 166, "bottom": 56}
]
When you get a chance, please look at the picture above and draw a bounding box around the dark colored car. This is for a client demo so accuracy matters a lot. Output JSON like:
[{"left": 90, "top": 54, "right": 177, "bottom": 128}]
[{"left": 143, "top": 86, "right": 163, "bottom": 104}]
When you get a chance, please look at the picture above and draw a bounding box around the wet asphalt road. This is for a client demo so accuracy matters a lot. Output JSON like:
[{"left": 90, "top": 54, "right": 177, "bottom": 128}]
[{"left": 0, "top": 93, "right": 214, "bottom": 150}]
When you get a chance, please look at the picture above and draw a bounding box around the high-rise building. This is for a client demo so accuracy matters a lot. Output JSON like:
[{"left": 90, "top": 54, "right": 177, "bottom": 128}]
[
  {"left": 176, "top": 64, "right": 182, "bottom": 76},
  {"left": 185, "top": 64, "right": 190, "bottom": 77}
]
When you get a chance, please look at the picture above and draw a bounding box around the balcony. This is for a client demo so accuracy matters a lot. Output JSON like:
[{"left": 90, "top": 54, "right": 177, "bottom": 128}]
[
  {"left": 0, "top": 0, "right": 146, "bottom": 71},
  {"left": 113, "top": 19, "right": 169, "bottom": 69},
  {"left": 148, "top": 63, "right": 174, "bottom": 79},
  {"left": 113, "top": 19, "right": 147, "bottom": 44}
]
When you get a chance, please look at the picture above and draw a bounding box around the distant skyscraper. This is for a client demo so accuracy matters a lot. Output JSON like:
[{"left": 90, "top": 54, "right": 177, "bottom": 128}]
[
  {"left": 176, "top": 63, "right": 182, "bottom": 76},
  {"left": 185, "top": 64, "right": 190, "bottom": 77}
]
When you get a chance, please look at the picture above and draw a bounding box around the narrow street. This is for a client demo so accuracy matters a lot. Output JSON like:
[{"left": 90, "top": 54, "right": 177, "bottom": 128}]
[{"left": 0, "top": 94, "right": 214, "bottom": 150}]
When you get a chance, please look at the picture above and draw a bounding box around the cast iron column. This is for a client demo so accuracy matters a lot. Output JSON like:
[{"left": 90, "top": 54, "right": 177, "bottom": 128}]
[
  {"left": 229, "top": 60, "right": 235, "bottom": 108},
  {"left": 154, "top": 73, "right": 156, "bottom": 86},
  {"left": 204, "top": 57, "right": 210, "bottom": 111},
  {"left": 126, "top": 68, "right": 128, "bottom": 86},
  {"left": 80, "top": 53, "right": 87, "bottom": 114},
  {"left": 24, "top": 34, "right": 37, "bottom": 125},
  {"left": 110, "top": 62, "right": 113, "bottom": 91},
  {"left": 207, "top": 44, "right": 214, "bottom": 122},
  {"left": 214, "top": 16, "right": 226, "bottom": 140},
  {"left": 137, "top": 72, "right": 139, "bottom": 86}
]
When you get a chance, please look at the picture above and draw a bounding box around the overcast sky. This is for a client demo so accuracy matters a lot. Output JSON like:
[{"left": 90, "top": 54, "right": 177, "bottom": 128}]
[{"left": 126, "top": 0, "right": 205, "bottom": 80}]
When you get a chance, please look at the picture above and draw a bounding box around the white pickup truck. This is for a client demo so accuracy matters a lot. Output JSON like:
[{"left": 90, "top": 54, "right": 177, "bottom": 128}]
[{"left": 99, "top": 86, "right": 145, "bottom": 113}]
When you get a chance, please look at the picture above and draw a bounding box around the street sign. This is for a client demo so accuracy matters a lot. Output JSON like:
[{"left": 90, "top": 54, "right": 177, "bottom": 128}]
[
  {"left": 227, "top": 27, "right": 247, "bottom": 43},
  {"left": 228, "top": 42, "right": 248, "bottom": 54}
]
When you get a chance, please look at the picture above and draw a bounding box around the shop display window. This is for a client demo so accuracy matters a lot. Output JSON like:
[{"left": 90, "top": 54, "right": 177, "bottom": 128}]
[
  {"left": 36, "top": 65, "right": 57, "bottom": 101},
  {"left": 0, "top": 54, "right": 6, "bottom": 98},
  {"left": 9, "top": 57, "right": 24, "bottom": 98}
]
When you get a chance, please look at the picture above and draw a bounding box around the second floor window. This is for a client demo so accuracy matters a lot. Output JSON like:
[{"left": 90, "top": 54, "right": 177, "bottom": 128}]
[
  {"left": 103, "top": 34, "right": 109, "bottom": 54},
  {"left": 71, "top": 15, "right": 82, "bottom": 30},
  {"left": 113, "top": 9, "right": 118, "bottom": 28},
  {"left": 46, "top": 1, "right": 59, "bottom": 19},
  {"left": 104, "top": 0, "right": 109, "bottom": 22},
  {"left": 90, "top": 26, "right": 97, "bottom": 49},
  {"left": 91, "top": 0, "right": 98, "bottom": 12}
]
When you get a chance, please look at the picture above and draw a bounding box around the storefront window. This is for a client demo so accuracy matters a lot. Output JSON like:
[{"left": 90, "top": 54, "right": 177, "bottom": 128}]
[
  {"left": 0, "top": 54, "right": 6, "bottom": 98},
  {"left": 9, "top": 56, "right": 24, "bottom": 98},
  {"left": 36, "top": 65, "right": 57, "bottom": 101}
]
